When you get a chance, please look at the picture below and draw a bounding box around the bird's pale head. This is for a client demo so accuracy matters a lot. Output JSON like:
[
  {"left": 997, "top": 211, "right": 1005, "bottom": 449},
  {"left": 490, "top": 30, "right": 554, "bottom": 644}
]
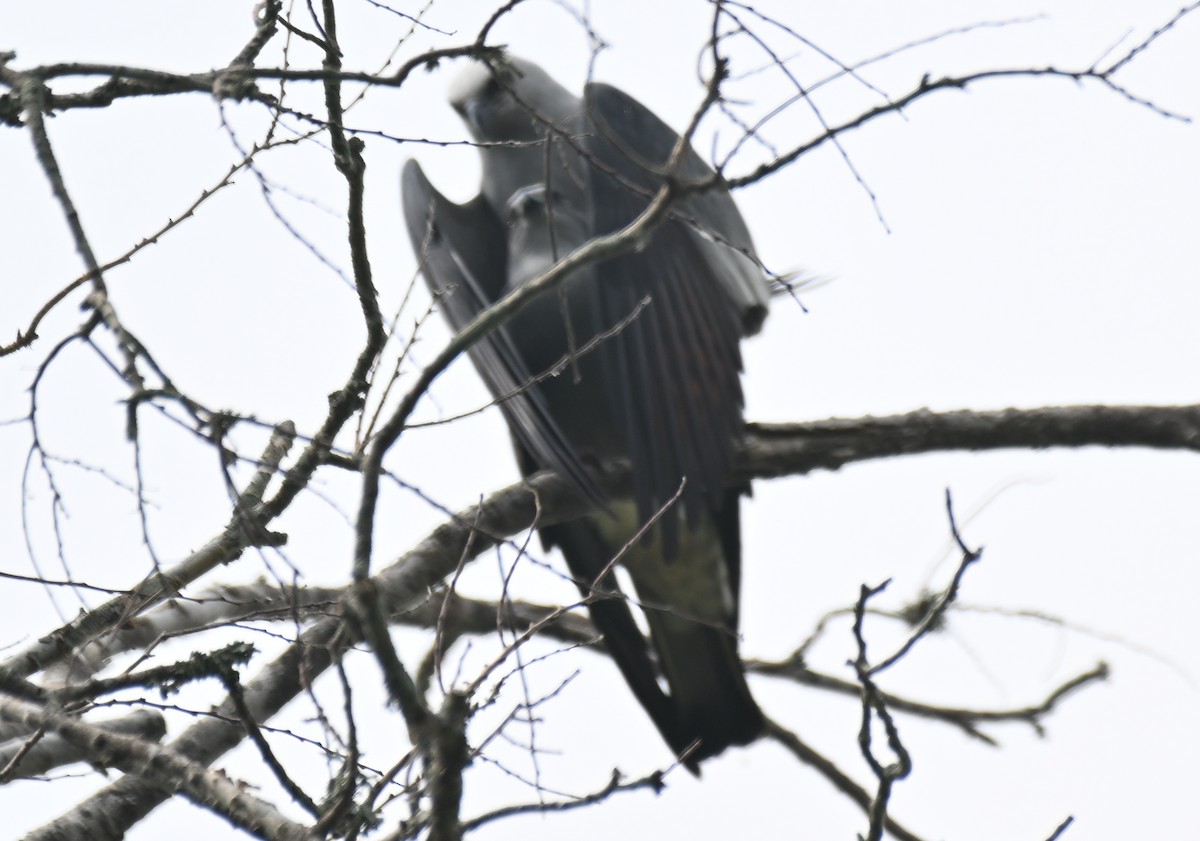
[{"left": 447, "top": 55, "right": 580, "bottom": 143}]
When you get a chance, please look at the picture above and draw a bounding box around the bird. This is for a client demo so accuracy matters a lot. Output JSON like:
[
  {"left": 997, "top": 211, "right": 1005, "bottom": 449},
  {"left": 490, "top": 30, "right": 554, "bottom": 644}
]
[{"left": 401, "top": 54, "right": 769, "bottom": 769}]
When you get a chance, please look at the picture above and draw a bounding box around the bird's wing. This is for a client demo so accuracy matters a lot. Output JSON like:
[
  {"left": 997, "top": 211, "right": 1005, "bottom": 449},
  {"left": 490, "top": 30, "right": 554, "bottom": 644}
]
[
  {"left": 585, "top": 82, "right": 771, "bottom": 335},
  {"left": 581, "top": 83, "right": 753, "bottom": 554},
  {"left": 401, "top": 160, "right": 604, "bottom": 504},
  {"left": 404, "top": 161, "right": 689, "bottom": 760}
]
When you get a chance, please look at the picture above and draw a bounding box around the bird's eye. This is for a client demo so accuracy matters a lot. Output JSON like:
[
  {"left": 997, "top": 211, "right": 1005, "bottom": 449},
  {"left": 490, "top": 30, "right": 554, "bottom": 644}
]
[{"left": 483, "top": 76, "right": 501, "bottom": 99}]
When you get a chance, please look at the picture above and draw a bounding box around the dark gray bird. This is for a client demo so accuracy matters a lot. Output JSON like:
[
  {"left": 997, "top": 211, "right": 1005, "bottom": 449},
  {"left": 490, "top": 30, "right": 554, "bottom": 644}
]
[{"left": 402, "top": 56, "right": 768, "bottom": 768}]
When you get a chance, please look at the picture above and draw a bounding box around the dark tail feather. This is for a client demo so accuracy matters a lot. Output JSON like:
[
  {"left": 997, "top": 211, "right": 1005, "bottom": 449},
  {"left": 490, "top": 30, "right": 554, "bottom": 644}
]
[
  {"left": 543, "top": 515, "right": 763, "bottom": 772},
  {"left": 542, "top": 521, "right": 690, "bottom": 758},
  {"left": 644, "top": 609, "right": 764, "bottom": 770}
]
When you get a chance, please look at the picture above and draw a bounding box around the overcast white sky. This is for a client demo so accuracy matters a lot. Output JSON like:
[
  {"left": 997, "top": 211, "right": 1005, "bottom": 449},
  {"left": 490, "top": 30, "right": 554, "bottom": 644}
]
[{"left": 2, "top": 1, "right": 1199, "bottom": 839}]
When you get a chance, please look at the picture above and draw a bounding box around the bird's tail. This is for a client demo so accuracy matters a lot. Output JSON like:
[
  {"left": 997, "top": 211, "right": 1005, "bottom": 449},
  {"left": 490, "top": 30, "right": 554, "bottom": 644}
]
[
  {"left": 645, "top": 609, "right": 764, "bottom": 771},
  {"left": 544, "top": 504, "right": 763, "bottom": 772}
]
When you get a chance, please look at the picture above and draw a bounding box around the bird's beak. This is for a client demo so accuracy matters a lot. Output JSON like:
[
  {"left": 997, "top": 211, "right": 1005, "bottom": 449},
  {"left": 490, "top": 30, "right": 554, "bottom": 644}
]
[
  {"left": 462, "top": 99, "right": 488, "bottom": 135},
  {"left": 450, "top": 97, "right": 486, "bottom": 138}
]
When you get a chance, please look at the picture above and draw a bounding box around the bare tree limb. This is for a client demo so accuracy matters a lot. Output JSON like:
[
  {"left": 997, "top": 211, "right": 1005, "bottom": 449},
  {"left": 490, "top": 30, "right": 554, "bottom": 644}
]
[
  {"left": 0, "top": 710, "right": 165, "bottom": 780},
  {"left": 5, "top": 696, "right": 319, "bottom": 841},
  {"left": 742, "top": 403, "right": 1200, "bottom": 481},
  {"left": 764, "top": 717, "right": 928, "bottom": 841}
]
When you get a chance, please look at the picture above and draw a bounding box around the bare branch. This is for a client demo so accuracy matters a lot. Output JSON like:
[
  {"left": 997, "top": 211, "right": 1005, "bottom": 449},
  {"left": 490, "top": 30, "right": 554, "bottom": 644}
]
[
  {"left": 0, "top": 711, "right": 164, "bottom": 780},
  {"left": 6, "top": 696, "right": 320, "bottom": 841},
  {"left": 764, "top": 717, "right": 929, "bottom": 841},
  {"left": 743, "top": 404, "right": 1200, "bottom": 482},
  {"left": 458, "top": 767, "right": 669, "bottom": 834}
]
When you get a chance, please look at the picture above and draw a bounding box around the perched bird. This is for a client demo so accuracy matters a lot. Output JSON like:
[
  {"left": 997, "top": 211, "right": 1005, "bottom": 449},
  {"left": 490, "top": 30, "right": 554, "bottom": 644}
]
[{"left": 402, "top": 55, "right": 769, "bottom": 768}]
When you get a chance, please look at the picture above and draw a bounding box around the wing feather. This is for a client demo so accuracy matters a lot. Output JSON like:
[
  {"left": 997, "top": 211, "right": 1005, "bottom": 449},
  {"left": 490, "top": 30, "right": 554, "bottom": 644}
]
[
  {"left": 401, "top": 161, "right": 604, "bottom": 505},
  {"left": 581, "top": 90, "right": 751, "bottom": 552}
]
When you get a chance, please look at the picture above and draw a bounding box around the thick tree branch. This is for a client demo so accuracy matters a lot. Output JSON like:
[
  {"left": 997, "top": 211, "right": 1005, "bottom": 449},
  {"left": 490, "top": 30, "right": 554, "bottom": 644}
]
[
  {"left": 0, "top": 710, "right": 165, "bottom": 780},
  {"left": 742, "top": 404, "right": 1200, "bottom": 481},
  {"left": 5, "top": 696, "right": 319, "bottom": 841}
]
